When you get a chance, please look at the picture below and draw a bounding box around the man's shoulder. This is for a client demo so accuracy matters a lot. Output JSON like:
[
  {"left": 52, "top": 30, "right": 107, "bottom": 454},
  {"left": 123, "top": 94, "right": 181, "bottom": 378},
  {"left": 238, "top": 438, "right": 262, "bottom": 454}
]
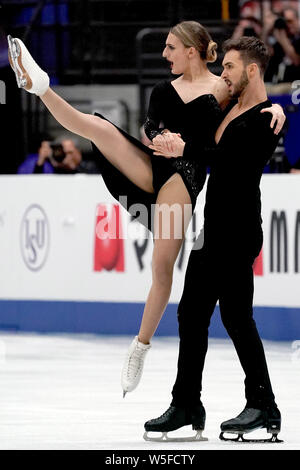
[
  {"left": 249, "top": 101, "right": 281, "bottom": 147},
  {"left": 248, "top": 100, "right": 273, "bottom": 123},
  {"left": 254, "top": 99, "right": 272, "bottom": 110}
]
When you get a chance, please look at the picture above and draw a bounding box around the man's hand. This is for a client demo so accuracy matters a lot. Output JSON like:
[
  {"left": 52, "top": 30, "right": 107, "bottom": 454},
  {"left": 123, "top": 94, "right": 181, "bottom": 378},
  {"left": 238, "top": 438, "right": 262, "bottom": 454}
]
[
  {"left": 150, "top": 132, "right": 186, "bottom": 158},
  {"left": 260, "top": 103, "right": 286, "bottom": 135},
  {"left": 36, "top": 141, "right": 52, "bottom": 166}
]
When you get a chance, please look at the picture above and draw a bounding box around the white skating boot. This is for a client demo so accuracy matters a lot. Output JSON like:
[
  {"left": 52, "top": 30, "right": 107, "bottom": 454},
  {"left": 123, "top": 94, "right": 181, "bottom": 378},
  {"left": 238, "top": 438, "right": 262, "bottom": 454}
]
[
  {"left": 7, "top": 35, "right": 49, "bottom": 96},
  {"left": 121, "top": 336, "right": 151, "bottom": 397}
]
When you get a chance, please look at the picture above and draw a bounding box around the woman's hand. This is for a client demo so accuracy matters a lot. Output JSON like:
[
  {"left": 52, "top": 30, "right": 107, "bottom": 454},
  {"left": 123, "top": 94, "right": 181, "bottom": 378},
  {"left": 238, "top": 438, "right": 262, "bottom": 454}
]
[
  {"left": 152, "top": 131, "right": 182, "bottom": 155},
  {"left": 150, "top": 133, "right": 185, "bottom": 158},
  {"left": 260, "top": 103, "right": 286, "bottom": 135}
]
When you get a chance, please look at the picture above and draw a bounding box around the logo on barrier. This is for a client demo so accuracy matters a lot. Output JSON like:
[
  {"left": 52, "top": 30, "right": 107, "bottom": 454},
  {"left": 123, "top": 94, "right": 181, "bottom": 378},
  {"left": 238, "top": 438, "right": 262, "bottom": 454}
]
[
  {"left": 94, "top": 203, "right": 124, "bottom": 272},
  {"left": 253, "top": 248, "right": 263, "bottom": 276},
  {"left": 20, "top": 204, "right": 50, "bottom": 271}
]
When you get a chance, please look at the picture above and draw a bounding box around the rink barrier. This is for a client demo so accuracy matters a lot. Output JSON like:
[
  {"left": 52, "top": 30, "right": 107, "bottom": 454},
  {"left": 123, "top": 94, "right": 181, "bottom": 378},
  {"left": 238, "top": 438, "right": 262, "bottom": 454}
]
[
  {"left": 1, "top": 175, "right": 300, "bottom": 341},
  {"left": 0, "top": 300, "right": 299, "bottom": 341}
]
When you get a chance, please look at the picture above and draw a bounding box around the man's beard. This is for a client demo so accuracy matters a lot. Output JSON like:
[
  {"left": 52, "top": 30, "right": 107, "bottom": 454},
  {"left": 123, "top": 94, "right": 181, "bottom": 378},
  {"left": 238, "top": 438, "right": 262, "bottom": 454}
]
[{"left": 231, "top": 69, "right": 249, "bottom": 98}]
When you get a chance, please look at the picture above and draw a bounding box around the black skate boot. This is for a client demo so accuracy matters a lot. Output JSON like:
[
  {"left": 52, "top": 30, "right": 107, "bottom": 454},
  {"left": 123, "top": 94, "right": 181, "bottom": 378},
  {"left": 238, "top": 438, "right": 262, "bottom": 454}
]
[
  {"left": 143, "top": 404, "right": 207, "bottom": 442},
  {"left": 219, "top": 405, "right": 283, "bottom": 443}
]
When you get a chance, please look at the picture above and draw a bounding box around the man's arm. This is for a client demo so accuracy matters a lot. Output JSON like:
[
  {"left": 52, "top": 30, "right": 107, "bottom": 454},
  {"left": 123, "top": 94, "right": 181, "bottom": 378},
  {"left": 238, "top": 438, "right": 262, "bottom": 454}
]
[
  {"left": 150, "top": 104, "right": 285, "bottom": 160},
  {"left": 149, "top": 133, "right": 218, "bottom": 168},
  {"left": 243, "top": 110, "right": 281, "bottom": 168}
]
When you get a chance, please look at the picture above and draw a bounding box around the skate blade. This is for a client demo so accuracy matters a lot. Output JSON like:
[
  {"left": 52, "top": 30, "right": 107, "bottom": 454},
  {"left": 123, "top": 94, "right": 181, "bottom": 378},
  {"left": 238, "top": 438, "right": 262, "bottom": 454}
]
[
  {"left": 7, "top": 35, "right": 27, "bottom": 88},
  {"left": 219, "top": 431, "right": 283, "bottom": 443},
  {"left": 143, "top": 430, "right": 208, "bottom": 442}
]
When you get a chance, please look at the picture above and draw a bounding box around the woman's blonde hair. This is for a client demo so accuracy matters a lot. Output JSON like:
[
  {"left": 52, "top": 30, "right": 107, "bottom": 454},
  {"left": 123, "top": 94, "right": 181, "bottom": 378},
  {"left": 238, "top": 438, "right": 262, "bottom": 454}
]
[{"left": 170, "top": 21, "right": 217, "bottom": 63}]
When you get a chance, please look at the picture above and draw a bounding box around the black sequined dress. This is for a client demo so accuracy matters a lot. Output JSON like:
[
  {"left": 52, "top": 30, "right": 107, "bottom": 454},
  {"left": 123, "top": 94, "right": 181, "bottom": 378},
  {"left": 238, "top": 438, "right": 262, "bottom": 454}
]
[{"left": 91, "top": 80, "right": 222, "bottom": 231}]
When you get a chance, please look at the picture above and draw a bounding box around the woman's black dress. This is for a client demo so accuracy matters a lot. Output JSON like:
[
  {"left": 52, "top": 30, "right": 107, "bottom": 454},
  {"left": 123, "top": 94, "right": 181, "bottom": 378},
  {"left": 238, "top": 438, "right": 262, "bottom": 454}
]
[{"left": 91, "top": 80, "right": 222, "bottom": 231}]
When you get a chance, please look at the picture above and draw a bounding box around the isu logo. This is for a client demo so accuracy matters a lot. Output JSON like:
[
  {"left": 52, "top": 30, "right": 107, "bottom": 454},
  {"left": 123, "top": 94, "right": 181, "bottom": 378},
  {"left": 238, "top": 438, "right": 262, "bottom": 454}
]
[
  {"left": 94, "top": 203, "right": 124, "bottom": 272},
  {"left": 20, "top": 204, "right": 50, "bottom": 271}
]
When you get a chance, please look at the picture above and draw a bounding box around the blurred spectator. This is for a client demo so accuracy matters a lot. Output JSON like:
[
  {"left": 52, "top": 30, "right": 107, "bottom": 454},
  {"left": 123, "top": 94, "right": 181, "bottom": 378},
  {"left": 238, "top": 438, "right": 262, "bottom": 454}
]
[
  {"left": 264, "top": 6, "right": 300, "bottom": 82},
  {"left": 18, "top": 134, "right": 101, "bottom": 174},
  {"left": 232, "top": 1, "right": 263, "bottom": 39},
  {"left": 17, "top": 133, "right": 55, "bottom": 174},
  {"left": 53, "top": 137, "right": 102, "bottom": 174},
  {"left": 51, "top": 137, "right": 83, "bottom": 174}
]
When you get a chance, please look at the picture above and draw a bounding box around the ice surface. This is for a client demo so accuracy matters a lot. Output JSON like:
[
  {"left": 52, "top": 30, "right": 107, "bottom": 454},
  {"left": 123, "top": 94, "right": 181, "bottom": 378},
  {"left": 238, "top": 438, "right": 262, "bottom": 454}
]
[{"left": 0, "top": 333, "right": 298, "bottom": 450}]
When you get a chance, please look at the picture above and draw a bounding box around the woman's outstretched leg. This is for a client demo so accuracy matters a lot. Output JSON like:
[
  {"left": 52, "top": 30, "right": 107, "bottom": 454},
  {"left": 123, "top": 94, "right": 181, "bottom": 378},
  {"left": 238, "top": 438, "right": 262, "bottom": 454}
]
[
  {"left": 121, "top": 173, "right": 192, "bottom": 396},
  {"left": 40, "top": 88, "right": 154, "bottom": 192},
  {"left": 8, "top": 36, "right": 154, "bottom": 193}
]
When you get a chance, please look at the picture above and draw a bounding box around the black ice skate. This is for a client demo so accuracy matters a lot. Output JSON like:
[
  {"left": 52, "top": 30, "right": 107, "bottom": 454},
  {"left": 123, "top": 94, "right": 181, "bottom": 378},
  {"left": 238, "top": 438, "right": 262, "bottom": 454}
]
[
  {"left": 219, "top": 406, "right": 283, "bottom": 443},
  {"left": 143, "top": 404, "right": 208, "bottom": 442}
]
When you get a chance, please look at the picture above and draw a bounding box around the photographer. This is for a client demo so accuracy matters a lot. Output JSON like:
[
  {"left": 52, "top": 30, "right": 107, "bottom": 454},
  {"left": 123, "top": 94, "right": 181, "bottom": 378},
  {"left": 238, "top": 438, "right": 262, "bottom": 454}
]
[
  {"left": 232, "top": 1, "right": 263, "bottom": 39},
  {"left": 48, "top": 137, "right": 102, "bottom": 174},
  {"left": 45, "top": 138, "right": 82, "bottom": 174},
  {"left": 232, "top": 16, "right": 263, "bottom": 39},
  {"left": 17, "top": 133, "right": 55, "bottom": 174},
  {"left": 18, "top": 134, "right": 101, "bottom": 174},
  {"left": 265, "top": 7, "right": 300, "bottom": 82},
  {"left": 17, "top": 134, "right": 82, "bottom": 174}
]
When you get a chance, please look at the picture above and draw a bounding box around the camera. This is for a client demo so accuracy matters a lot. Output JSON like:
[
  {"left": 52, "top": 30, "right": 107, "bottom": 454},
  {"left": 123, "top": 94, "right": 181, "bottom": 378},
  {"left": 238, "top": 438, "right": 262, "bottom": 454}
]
[
  {"left": 50, "top": 143, "right": 66, "bottom": 163},
  {"left": 273, "top": 16, "right": 287, "bottom": 30},
  {"left": 243, "top": 26, "right": 257, "bottom": 37},
  {"left": 238, "top": 16, "right": 262, "bottom": 38}
]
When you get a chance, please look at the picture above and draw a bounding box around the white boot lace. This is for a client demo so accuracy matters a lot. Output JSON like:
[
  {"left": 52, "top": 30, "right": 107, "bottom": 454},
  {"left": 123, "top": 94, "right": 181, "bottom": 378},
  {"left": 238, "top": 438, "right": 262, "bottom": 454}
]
[{"left": 127, "top": 344, "right": 147, "bottom": 379}]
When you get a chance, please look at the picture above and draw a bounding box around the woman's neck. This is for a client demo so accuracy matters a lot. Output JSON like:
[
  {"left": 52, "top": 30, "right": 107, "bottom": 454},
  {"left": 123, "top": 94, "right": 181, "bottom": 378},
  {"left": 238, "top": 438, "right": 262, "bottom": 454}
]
[{"left": 181, "top": 61, "right": 213, "bottom": 83}]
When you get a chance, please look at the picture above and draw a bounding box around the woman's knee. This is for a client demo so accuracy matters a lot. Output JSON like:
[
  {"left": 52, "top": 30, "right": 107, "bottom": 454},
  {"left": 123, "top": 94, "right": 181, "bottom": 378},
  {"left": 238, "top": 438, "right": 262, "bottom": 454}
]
[
  {"left": 152, "top": 256, "right": 174, "bottom": 287},
  {"left": 89, "top": 116, "right": 114, "bottom": 143}
]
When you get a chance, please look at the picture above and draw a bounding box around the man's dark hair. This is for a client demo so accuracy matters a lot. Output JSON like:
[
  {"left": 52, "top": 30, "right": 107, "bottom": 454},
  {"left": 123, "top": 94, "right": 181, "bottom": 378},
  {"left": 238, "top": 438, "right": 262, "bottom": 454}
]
[{"left": 222, "top": 36, "right": 270, "bottom": 76}]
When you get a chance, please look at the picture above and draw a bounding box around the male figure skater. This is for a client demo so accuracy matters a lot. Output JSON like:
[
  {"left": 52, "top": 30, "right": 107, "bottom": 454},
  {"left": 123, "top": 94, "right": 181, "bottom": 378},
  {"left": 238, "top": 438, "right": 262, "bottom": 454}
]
[{"left": 145, "top": 36, "right": 282, "bottom": 443}]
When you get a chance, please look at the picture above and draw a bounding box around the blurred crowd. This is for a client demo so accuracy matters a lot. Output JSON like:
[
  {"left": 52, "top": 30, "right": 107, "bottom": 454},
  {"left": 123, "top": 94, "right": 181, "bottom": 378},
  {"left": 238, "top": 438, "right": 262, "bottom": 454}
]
[
  {"left": 1, "top": 0, "right": 300, "bottom": 175},
  {"left": 232, "top": 1, "right": 300, "bottom": 173},
  {"left": 234, "top": 0, "right": 300, "bottom": 83},
  {"left": 16, "top": 133, "right": 102, "bottom": 175}
]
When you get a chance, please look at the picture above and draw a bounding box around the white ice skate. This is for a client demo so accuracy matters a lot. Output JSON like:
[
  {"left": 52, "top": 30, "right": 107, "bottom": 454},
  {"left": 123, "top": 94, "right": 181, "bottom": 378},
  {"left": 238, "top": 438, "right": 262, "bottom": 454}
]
[
  {"left": 121, "top": 336, "right": 151, "bottom": 397},
  {"left": 7, "top": 35, "right": 49, "bottom": 96}
]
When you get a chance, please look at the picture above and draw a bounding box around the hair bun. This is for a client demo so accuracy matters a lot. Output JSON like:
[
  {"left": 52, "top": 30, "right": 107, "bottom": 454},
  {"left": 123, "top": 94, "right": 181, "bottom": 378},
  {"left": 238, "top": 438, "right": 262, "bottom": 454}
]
[{"left": 206, "top": 41, "right": 217, "bottom": 63}]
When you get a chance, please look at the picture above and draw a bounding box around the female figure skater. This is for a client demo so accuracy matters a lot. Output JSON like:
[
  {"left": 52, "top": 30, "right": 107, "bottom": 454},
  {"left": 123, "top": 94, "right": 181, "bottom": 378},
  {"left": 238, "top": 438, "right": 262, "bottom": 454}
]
[{"left": 7, "top": 21, "right": 284, "bottom": 397}]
